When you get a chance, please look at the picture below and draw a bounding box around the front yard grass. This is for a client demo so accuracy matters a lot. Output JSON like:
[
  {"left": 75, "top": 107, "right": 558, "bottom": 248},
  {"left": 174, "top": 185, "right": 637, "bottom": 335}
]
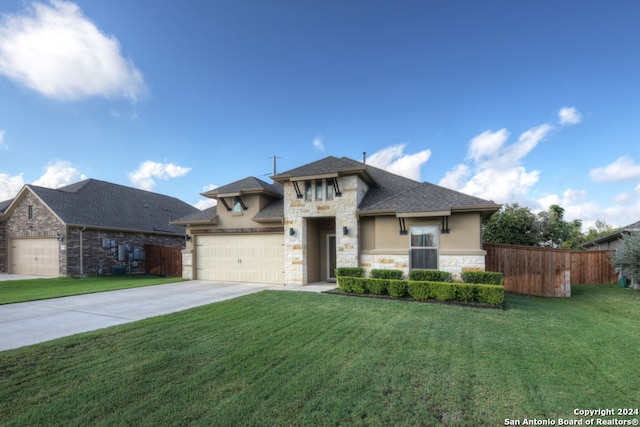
[
  {"left": 0, "top": 275, "right": 185, "bottom": 304},
  {"left": 1, "top": 283, "right": 638, "bottom": 426}
]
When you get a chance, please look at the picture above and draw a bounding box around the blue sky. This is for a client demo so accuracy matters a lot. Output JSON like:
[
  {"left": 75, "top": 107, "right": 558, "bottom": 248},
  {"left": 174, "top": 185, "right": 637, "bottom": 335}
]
[{"left": 1, "top": 0, "right": 639, "bottom": 230}]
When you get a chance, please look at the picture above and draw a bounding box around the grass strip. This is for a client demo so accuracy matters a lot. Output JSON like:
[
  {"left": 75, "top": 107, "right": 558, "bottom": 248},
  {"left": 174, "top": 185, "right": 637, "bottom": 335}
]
[{"left": 0, "top": 275, "right": 185, "bottom": 304}]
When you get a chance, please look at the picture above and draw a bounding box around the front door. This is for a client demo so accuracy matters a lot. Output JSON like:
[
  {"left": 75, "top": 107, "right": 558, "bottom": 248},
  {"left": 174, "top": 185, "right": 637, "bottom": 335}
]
[{"left": 327, "top": 234, "right": 336, "bottom": 282}]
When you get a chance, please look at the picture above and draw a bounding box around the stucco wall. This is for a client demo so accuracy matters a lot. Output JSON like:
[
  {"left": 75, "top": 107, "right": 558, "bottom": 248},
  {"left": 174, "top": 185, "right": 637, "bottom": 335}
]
[{"left": 360, "top": 211, "right": 486, "bottom": 279}]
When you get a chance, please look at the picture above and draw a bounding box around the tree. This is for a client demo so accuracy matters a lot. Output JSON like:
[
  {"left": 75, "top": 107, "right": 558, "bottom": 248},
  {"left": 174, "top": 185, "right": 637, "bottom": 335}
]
[
  {"left": 583, "top": 219, "right": 617, "bottom": 243},
  {"left": 536, "top": 204, "right": 584, "bottom": 249},
  {"left": 482, "top": 203, "right": 538, "bottom": 246},
  {"left": 612, "top": 231, "right": 640, "bottom": 289}
]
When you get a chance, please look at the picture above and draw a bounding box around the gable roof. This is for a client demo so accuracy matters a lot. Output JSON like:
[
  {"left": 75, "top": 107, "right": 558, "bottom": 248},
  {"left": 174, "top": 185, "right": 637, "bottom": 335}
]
[{"left": 2, "top": 179, "right": 199, "bottom": 235}]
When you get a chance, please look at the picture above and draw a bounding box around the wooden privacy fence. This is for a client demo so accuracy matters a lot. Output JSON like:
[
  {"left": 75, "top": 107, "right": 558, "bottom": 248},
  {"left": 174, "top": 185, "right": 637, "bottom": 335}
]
[
  {"left": 484, "top": 243, "right": 617, "bottom": 297},
  {"left": 145, "top": 245, "right": 183, "bottom": 277}
]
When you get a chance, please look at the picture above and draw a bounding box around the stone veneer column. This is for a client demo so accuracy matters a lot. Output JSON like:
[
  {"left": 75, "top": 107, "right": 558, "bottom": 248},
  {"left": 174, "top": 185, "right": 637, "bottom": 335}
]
[{"left": 283, "top": 175, "right": 365, "bottom": 285}]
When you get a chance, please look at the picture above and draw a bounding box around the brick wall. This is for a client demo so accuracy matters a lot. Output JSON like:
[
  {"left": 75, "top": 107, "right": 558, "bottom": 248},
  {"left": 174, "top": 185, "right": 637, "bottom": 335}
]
[
  {"left": 4, "top": 191, "right": 65, "bottom": 275},
  {"left": 65, "top": 228, "right": 185, "bottom": 276}
]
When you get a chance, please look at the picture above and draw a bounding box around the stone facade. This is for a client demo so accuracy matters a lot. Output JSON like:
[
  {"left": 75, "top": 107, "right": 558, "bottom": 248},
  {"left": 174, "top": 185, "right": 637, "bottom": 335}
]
[
  {"left": 0, "top": 220, "right": 6, "bottom": 273},
  {"left": 360, "top": 252, "right": 410, "bottom": 278},
  {"left": 439, "top": 253, "right": 486, "bottom": 280},
  {"left": 283, "top": 175, "right": 365, "bottom": 285}
]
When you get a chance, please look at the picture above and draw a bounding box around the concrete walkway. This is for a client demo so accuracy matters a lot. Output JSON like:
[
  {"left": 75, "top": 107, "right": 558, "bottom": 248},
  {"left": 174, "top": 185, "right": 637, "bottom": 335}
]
[{"left": 0, "top": 280, "right": 337, "bottom": 352}]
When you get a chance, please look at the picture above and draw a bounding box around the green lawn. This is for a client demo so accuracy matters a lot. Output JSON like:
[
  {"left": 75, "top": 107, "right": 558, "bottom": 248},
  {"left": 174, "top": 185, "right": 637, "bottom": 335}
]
[
  {"left": 0, "top": 275, "right": 185, "bottom": 304},
  {"left": 1, "top": 284, "right": 638, "bottom": 426}
]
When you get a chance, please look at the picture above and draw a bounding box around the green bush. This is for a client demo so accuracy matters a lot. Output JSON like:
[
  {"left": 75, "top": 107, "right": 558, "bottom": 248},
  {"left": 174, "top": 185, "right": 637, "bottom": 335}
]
[
  {"left": 407, "top": 281, "right": 431, "bottom": 300},
  {"left": 409, "top": 270, "right": 453, "bottom": 282},
  {"left": 337, "top": 276, "right": 355, "bottom": 293},
  {"left": 335, "top": 267, "right": 364, "bottom": 278},
  {"left": 476, "top": 284, "right": 505, "bottom": 306},
  {"left": 429, "top": 282, "right": 457, "bottom": 301},
  {"left": 388, "top": 280, "right": 408, "bottom": 298},
  {"left": 455, "top": 283, "right": 476, "bottom": 303},
  {"left": 370, "top": 269, "right": 404, "bottom": 280},
  {"left": 365, "top": 278, "right": 388, "bottom": 295},
  {"left": 461, "top": 271, "right": 504, "bottom": 285}
]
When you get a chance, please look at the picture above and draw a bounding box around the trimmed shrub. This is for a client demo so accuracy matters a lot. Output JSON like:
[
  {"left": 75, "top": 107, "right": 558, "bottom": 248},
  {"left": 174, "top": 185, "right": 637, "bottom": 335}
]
[
  {"left": 409, "top": 270, "right": 453, "bottom": 282},
  {"left": 335, "top": 267, "right": 364, "bottom": 278},
  {"left": 476, "top": 284, "right": 505, "bottom": 306},
  {"left": 429, "top": 281, "right": 457, "bottom": 301},
  {"left": 365, "top": 278, "right": 388, "bottom": 295},
  {"left": 461, "top": 271, "right": 504, "bottom": 286},
  {"left": 337, "top": 276, "right": 355, "bottom": 293},
  {"left": 370, "top": 269, "right": 404, "bottom": 280},
  {"left": 455, "top": 283, "right": 476, "bottom": 303},
  {"left": 407, "top": 281, "right": 431, "bottom": 301},
  {"left": 388, "top": 280, "right": 408, "bottom": 298}
]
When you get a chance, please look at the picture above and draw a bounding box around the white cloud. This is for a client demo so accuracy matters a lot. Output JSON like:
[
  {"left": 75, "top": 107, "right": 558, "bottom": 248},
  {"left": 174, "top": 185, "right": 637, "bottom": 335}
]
[
  {"left": 0, "top": 130, "right": 6, "bottom": 149},
  {"left": 558, "top": 107, "right": 582, "bottom": 125},
  {"left": 128, "top": 160, "right": 191, "bottom": 191},
  {"left": 32, "top": 160, "right": 87, "bottom": 188},
  {"left": 589, "top": 156, "right": 640, "bottom": 183},
  {"left": 193, "top": 184, "right": 218, "bottom": 210},
  {"left": 0, "top": 0, "right": 145, "bottom": 101},
  {"left": 440, "top": 124, "right": 552, "bottom": 203},
  {"left": 467, "top": 129, "right": 509, "bottom": 162},
  {"left": 367, "top": 144, "right": 431, "bottom": 181},
  {"left": 0, "top": 173, "right": 25, "bottom": 201},
  {"left": 458, "top": 166, "right": 540, "bottom": 203},
  {"left": 313, "top": 136, "right": 324, "bottom": 151}
]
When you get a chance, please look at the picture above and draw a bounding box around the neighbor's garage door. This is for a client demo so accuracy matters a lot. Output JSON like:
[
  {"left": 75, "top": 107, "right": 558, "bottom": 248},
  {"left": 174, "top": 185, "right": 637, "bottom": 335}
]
[
  {"left": 195, "top": 234, "right": 284, "bottom": 284},
  {"left": 10, "top": 238, "right": 60, "bottom": 276}
]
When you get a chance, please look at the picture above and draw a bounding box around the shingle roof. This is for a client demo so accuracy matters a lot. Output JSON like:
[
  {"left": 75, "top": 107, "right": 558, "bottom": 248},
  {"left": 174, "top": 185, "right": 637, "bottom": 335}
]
[
  {"left": 0, "top": 198, "right": 12, "bottom": 214},
  {"left": 172, "top": 206, "right": 218, "bottom": 225},
  {"left": 203, "top": 177, "right": 283, "bottom": 197},
  {"left": 363, "top": 181, "right": 501, "bottom": 214},
  {"left": 254, "top": 198, "right": 284, "bottom": 221},
  {"left": 274, "top": 156, "right": 499, "bottom": 215},
  {"left": 25, "top": 179, "right": 199, "bottom": 234}
]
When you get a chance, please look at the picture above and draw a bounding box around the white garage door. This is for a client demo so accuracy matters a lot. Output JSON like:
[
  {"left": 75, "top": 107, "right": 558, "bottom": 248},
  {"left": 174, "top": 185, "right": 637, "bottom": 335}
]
[
  {"left": 10, "top": 238, "right": 60, "bottom": 276},
  {"left": 195, "top": 234, "right": 285, "bottom": 284}
]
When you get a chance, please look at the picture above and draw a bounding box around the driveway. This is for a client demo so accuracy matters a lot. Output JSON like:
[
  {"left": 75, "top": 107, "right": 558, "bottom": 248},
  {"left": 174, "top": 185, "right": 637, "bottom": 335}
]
[{"left": 0, "top": 280, "right": 336, "bottom": 352}]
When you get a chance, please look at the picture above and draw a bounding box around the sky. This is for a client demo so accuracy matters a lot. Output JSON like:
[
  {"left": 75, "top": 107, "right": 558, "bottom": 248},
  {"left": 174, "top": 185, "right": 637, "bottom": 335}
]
[{"left": 1, "top": 0, "right": 639, "bottom": 231}]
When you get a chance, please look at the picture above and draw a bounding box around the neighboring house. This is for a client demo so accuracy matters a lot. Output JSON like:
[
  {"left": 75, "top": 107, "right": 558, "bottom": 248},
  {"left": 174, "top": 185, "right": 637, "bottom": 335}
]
[
  {"left": 582, "top": 220, "right": 640, "bottom": 251},
  {"left": 173, "top": 156, "right": 501, "bottom": 285},
  {"left": 0, "top": 179, "right": 199, "bottom": 276}
]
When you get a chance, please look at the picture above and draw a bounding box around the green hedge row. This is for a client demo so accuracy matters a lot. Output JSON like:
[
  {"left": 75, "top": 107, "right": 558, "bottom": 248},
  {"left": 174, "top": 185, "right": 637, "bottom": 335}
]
[
  {"left": 460, "top": 271, "right": 504, "bottom": 286},
  {"left": 337, "top": 276, "right": 504, "bottom": 306}
]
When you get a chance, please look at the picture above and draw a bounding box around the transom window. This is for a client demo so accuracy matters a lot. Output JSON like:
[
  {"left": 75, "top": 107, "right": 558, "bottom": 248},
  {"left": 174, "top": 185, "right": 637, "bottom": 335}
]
[{"left": 410, "top": 226, "right": 438, "bottom": 270}]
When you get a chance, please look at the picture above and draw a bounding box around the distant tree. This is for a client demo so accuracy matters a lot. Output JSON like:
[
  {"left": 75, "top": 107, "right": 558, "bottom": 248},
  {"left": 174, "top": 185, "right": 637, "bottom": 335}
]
[
  {"left": 612, "top": 231, "right": 640, "bottom": 289},
  {"left": 583, "top": 219, "right": 618, "bottom": 243},
  {"left": 482, "top": 203, "right": 538, "bottom": 246}
]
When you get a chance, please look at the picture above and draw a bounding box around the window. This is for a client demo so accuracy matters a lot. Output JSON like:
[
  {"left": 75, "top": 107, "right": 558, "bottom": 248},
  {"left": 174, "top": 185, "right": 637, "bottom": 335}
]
[
  {"left": 326, "top": 179, "right": 334, "bottom": 200},
  {"left": 316, "top": 180, "right": 323, "bottom": 200},
  {"left": 28, "top": 205, "right": 34, "bottom": 220},
  {"left": 410, "top": 226, "right": 438, "bottom": 270},
  {"left": 233, "top": 196, "right": 245, "bottom": 212},
  {"left": 305, "top": 180, "right": 312, "bottom": 200}
]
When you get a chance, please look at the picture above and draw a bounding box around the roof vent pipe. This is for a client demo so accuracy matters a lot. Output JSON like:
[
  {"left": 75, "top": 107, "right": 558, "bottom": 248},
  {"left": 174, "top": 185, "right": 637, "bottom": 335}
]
[{"left": 363, "top": 152, "right": 367, "bottom": 164}]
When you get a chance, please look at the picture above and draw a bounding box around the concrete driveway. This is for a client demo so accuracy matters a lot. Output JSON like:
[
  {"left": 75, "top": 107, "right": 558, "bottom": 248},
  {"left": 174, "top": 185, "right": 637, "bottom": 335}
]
[{"left": 0, "top": 280, "right": 336, "bottom": 352}]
